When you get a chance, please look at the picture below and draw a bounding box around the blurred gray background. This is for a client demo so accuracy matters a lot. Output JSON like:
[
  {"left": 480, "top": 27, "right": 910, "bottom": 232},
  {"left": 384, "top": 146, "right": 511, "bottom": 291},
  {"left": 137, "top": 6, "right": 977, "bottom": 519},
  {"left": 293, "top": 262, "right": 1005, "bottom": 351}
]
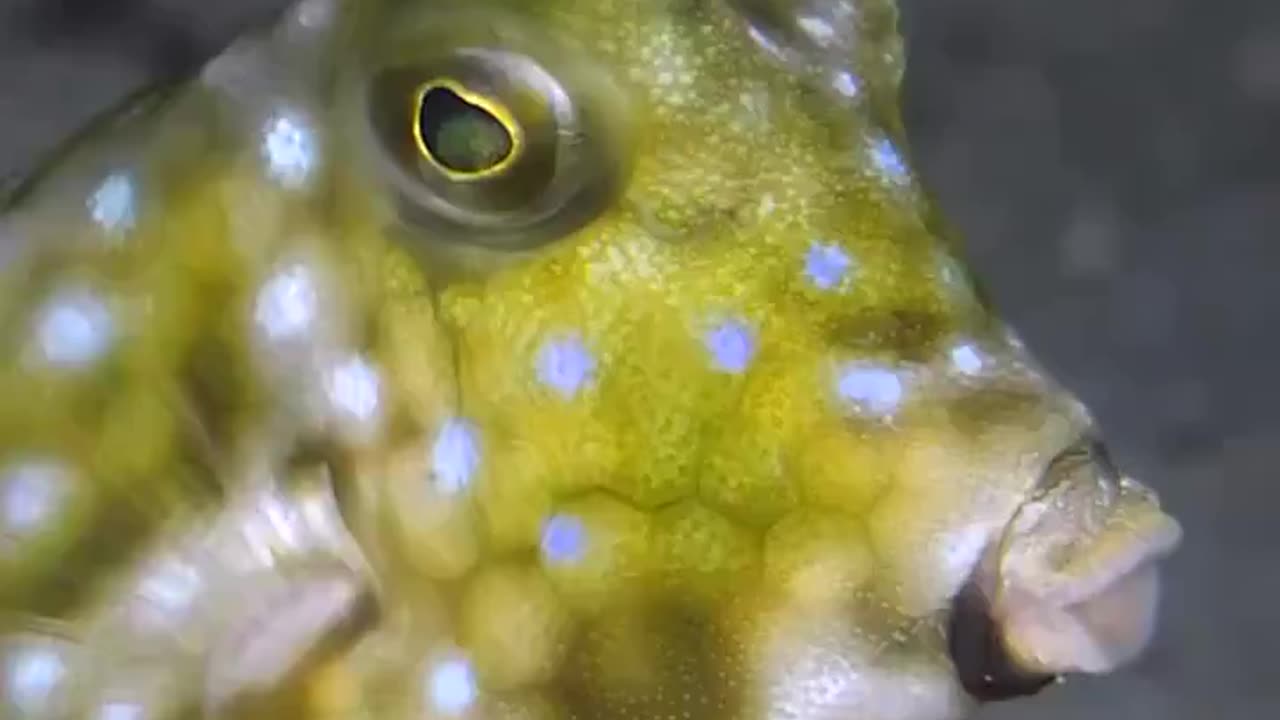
[{"left": 1, "top": 0, "right": 1276, "bottom": 718}]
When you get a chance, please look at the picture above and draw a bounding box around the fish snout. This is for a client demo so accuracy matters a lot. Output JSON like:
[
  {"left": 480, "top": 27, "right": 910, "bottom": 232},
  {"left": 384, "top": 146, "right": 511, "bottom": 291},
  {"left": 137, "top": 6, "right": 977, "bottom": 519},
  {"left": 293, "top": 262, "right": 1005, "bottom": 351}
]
[{"left": 948, "top": 437, "right": 1182, "bottom": 700}]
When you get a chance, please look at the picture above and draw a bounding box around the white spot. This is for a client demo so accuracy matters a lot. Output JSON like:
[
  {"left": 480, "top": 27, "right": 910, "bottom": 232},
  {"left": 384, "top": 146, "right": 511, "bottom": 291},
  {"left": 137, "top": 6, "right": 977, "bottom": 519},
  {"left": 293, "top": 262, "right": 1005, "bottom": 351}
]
[
  {"left": 33, "top": 288, "right": 115, "bottom": 369},
  {"left": 835, "top": 364, "right": 904, "bottom": 417},
  {"left": 937, "top": 524, "right": 990, "bottom": 580},
  {"left": 293, "top": 0, "right": 335, "bottom": 29},
  {"left": 584, "top": 233, "right": 670, "bottom": 286},
  {"left": 536, "top": 335, "right": 596, "bottom": 399},
  {"left": 937, "top": 255, "right": 974, "bottom": 300},
  {"left": 745, "top": 24, "right": 793, "bottom": 64},
  {"left": 704, "top": 319, "right": 756, "bottom": 374},
  {"left": 756, "top": 193, "right": 777, "bottom": 219},
  {"left": 797, "top": 15, "right": 837, "bottom": 46},
  {"left": 541, "top": 514, "right": 588, "bottom": 565},
  {"left": 254, "top": 264, "right": 318, "bottom": 341},
  {"left": 870, "top": 137, "right": 910, "bottom": 185},
  {"left": 430, "top": 420, "right": 481, "bottom": 495},
  {"left": 324, "top": 355, "right": 382, "bottom": 427},
  {"left": 261, "top": 112, "right": 317, "bottom": 189},
  {"left": 88, "top": 173, "right": 137, "bottom": 234},
  {"left": 805, "top": 241, "right": 854, "bottom": 291},
  {"left": 427, "top": 657, "right": 477, "bottom": 716},
  {"left": 949, "top": 343, "right": 984, "bottom": 375},
  {"left": 635, "top": 23, "right": 698, "bottom": 106},
  {"left": 766, "top": 633, "right": 967, "bottom": 720},
  {"left": 738, "top": 86, "right": 771, "bottom": 127},
  {"left": 1002, "top": 326, "right": 1027, "bottom": 351},
  {"left": 136, "top": 557, "right": 204, "bottom": 621},
  {"left": 831, "top": 70, "right": 861, "bottom": 98},
  {"left": 4, "top": 645, "right": 66, "bottom": 715},
  {"left": 96, "top": 703, "right": 146, "bottom": 720},
  {"left": 0, "top": 461, "right": 70, "bottom": 537}
]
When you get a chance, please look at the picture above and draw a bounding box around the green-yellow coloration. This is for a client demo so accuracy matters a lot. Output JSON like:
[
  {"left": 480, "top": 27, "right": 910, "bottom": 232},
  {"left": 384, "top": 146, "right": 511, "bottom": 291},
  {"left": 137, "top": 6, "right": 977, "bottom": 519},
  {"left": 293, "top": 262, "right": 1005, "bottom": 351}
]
[{"left": 0, "top": 1, "right": 1181, "bottom": 719}]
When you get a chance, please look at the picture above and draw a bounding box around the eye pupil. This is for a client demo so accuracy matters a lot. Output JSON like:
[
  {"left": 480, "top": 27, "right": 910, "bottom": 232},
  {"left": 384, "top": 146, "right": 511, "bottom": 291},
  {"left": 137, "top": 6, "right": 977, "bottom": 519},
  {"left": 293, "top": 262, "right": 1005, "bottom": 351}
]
[{"left": 418, "top": 85, "right": 515, "bottom": 174}]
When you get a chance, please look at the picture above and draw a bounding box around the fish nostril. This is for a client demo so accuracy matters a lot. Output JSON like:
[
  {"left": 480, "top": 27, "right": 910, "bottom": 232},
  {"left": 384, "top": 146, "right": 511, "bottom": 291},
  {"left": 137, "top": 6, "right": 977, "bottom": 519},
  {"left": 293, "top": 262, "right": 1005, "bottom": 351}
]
[{"left": 946, "top": 580, "right": 1057, "bottom": 703}]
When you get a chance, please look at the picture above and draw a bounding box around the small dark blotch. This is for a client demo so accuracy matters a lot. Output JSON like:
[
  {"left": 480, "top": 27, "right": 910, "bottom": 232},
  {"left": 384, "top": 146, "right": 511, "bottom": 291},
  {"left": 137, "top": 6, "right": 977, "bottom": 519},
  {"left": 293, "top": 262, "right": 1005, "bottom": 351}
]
[
  {"left": 943, "top": 386, "right": 1051, "bottom": 440},
  {"left": 824, "top": 309, "right": 947, "bottom": 362},
  {"left": 947, "top": 580, "right": 1057, "bottom": 702}
]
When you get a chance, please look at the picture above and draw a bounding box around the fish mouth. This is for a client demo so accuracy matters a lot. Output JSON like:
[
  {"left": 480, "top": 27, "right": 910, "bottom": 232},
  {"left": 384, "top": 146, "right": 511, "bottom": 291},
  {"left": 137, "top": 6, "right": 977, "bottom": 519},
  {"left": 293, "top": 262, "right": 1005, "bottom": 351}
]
[{"left": 946, "top": 437, "right": 1183, "bottom": 700}]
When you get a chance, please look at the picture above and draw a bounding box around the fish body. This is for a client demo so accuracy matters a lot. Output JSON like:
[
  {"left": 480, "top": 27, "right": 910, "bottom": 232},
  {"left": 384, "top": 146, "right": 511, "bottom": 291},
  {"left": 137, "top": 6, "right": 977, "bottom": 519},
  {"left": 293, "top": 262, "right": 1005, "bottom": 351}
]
[{"left": 0, "top": 1, "right": 1180, "bottom": 719}]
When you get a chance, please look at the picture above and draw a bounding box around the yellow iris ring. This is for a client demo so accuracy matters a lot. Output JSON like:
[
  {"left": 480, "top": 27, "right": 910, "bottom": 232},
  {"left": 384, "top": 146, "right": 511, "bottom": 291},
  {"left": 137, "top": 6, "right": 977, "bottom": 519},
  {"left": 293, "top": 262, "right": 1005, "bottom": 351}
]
[{"left": 411, "top": 78, "right": 526, "bottom": 182}]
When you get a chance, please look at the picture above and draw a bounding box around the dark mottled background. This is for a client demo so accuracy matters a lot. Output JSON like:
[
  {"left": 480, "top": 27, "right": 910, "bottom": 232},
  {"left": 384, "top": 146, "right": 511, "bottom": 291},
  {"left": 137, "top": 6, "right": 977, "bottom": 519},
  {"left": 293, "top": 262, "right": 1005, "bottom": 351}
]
[{"left": 1, "top": 1, "right": 1276, "bottom": 718}]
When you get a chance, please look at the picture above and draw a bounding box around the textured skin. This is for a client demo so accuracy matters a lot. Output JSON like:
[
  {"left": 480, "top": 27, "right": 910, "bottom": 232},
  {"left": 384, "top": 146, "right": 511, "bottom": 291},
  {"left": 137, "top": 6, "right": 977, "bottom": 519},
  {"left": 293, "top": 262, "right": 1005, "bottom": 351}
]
[{"left": 0, "top": 1, "right": 1181, "bottom": 719}]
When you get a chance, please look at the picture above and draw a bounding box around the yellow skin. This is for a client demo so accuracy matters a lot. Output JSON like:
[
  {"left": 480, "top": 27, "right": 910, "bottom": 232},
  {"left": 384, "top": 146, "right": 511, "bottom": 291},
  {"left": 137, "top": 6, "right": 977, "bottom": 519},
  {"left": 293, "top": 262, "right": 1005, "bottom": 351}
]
[{"left": 0, "top": 1, "right": 1181, "bottom": 719}]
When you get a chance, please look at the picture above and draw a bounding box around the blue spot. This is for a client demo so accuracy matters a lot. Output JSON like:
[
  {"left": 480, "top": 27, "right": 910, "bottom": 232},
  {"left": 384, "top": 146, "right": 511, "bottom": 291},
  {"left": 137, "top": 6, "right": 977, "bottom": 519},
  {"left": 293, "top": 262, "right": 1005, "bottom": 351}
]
[
  {"left": 6, "top": 644, "right": 66, "bottom": 715},
  {"left": 88, "top": 173, "right": 136, "bottom": 234},
  {"left": 835, "top": 364, "right": 904, "bottom": 417},
  {"left": 805, "top": 242, "right": 854, "bottom": 291},
  {"left": 704, "top": 320, "right": 756, "bottom": 374},
  {"left": 536, "top": 334, "right": 596, "bottom": 399},
  {"left": 0, "top": 460, "right": 70, "bottom": 536},
  {"left": 428, "top": 657, "right": 477, "bottom": 716},
  {"left": 34, "top": 288, "right": 115, "bottom": 369},
  {"left": 949, "top": 343, "right": 984, "bottom": 375},
  {"left": 870, "top": 137, "right": 909, "bottom": 185},
  {"left": 325, "top": 354, "right": 383, "bottom": 428},
  {"left": 262, "top": 112, "right": 318, "bottom": 189},
  {"left": 254, "top": 264, "right": 318, "bottom": 341},
  {"left": 831, "top": 70, "right": 861, "bottom": 98},
  {"left": 430, "top": 419, "right": 480, "bottom": 495},
  {"left": 541, "top": 514, "right": 588, "bottom": 565}
]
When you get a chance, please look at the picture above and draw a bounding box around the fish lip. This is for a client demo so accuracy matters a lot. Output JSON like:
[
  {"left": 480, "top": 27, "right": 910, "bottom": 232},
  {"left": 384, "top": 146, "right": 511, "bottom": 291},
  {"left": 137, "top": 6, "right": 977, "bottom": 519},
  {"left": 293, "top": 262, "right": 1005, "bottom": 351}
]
[
  {"left": 202, "top": 569, "right": 378, "bottom": 716},
  {"left": 946, "top": 577, "right": 1059, "bottom": 702},
  {"left": 959, "top": 441, "right": 1183, "bottom": 680},
  {"left": 1018, "top": 499, "right": 1182, "bottom": 610}
]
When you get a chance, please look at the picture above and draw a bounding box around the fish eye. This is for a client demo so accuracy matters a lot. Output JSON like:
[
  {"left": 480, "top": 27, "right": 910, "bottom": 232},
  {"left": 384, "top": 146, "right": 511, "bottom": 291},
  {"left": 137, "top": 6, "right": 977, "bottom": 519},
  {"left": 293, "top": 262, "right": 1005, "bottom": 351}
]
[
  {"left": 363, "top": 46, "right": 631, "bottom": 250},
  {"left": 413, "top": 80, "right": 520, "bottom": 179}
]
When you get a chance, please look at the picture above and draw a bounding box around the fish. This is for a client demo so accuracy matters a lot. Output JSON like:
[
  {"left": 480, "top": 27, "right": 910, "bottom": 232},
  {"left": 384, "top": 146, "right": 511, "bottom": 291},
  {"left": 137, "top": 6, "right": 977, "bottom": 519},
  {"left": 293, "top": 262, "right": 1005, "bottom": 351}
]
[{"left": 0, "top": 0, "right": 1182, "bottom": 718}]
